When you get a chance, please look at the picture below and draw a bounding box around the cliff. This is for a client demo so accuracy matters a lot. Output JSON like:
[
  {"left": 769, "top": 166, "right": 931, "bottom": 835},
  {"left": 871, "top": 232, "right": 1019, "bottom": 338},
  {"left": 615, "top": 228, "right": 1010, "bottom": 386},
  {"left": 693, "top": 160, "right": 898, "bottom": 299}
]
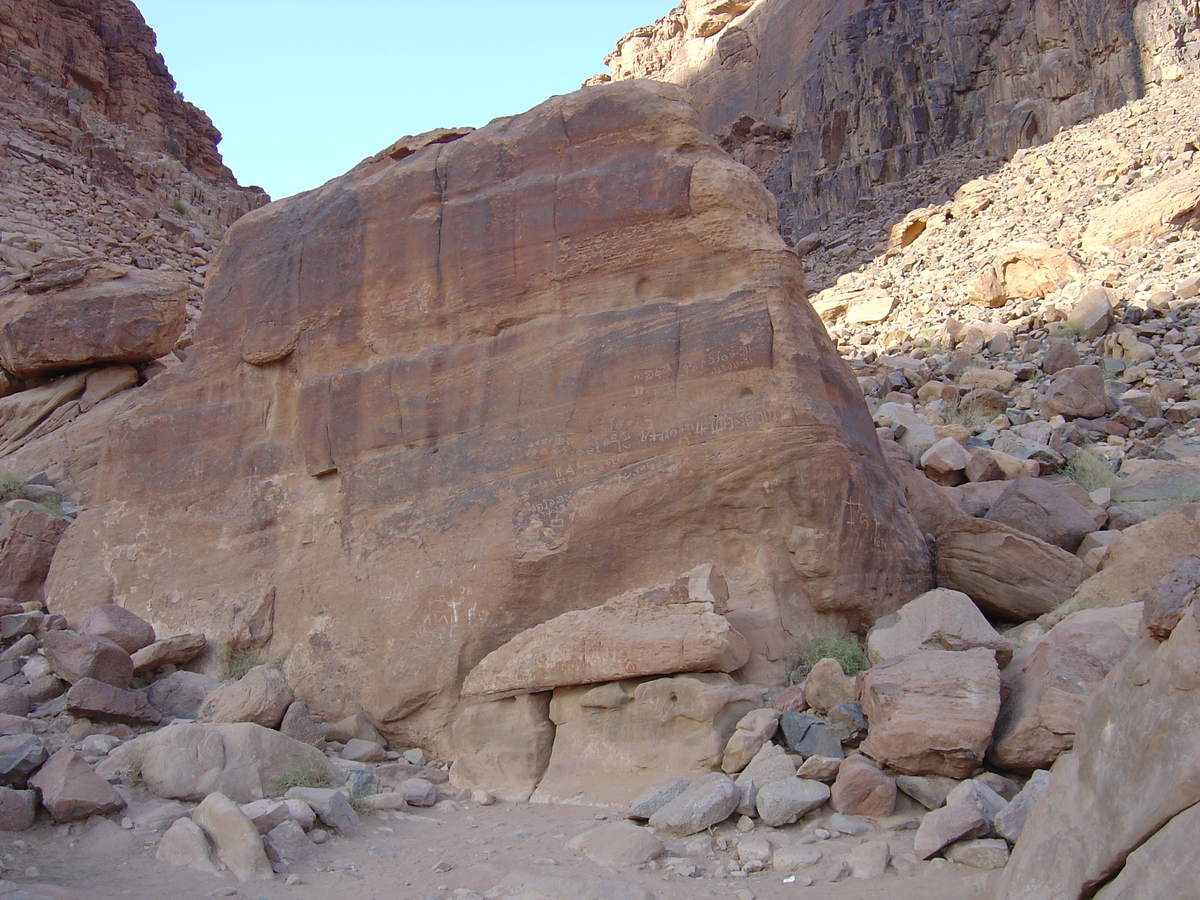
[{"left": 598, "top": 0, "right": 1200, "bottom": 241}]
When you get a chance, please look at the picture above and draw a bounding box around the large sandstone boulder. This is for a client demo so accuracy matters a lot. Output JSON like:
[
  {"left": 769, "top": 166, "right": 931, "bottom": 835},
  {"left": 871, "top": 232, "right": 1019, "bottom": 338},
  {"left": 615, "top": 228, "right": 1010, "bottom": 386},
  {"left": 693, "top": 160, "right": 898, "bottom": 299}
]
[
  {"left": 461, "top": 565, "right": 749, "bottom": 697},
  {"left": 935, "top": 518, "right": 1085, "bottom": 620},
  {"left": 116, "top": 722, "right": 336, "bottom": 803},
  {"left": 0, "top": 260, "right": 187, "bottom": 377},
  {"left": 45, "top": 80, "right": 929, "bottom": 751},
  {"left": 989, "top": 605, "right": 1139, "bottom": 773},
  {"left": 858, "top": 648, "right": 1001, "bottom": 778},
  {"left": 530, "top": 673, "right": 758, "bottom": 805},
  {"left": 994, "top": 589, "right": 1200, "bottom": 899}
]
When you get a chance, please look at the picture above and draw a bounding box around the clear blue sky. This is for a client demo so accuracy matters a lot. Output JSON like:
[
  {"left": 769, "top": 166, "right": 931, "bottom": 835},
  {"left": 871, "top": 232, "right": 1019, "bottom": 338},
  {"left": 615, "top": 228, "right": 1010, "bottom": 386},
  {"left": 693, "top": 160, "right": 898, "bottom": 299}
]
[{"left": 135, "top": 1, "right": 671, "bottom": 199}]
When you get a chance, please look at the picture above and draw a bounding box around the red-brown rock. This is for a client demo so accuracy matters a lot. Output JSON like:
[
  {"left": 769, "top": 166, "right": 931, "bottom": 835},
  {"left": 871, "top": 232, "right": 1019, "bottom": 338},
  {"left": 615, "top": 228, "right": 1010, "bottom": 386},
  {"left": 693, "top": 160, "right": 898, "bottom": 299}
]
[
  {"left": 42, "top": 630, "right": 133, "bottom": 688},
  {"left": 0, "top": 262, "right": 187, "bottom": 378},
  {"left": 28, "top": 748, "right": 124, "bottom": 822},
  {"left": 44, "top": 81, "right": 930, "bottom": 752},
  {"left": 829, "top": 754, "right": 897, "bottom": 817},
  {"left": 64, "top": 677, "right": 161, "bottom": 725},
  {"left": 858, "top": 648, "right": 1001, "bottom": 778},
  {"left": 80, "top": 604, "right": 155, "bottom": 654},
  {"left": 0, "top": 510, "right": 70, "bottom": 606}
]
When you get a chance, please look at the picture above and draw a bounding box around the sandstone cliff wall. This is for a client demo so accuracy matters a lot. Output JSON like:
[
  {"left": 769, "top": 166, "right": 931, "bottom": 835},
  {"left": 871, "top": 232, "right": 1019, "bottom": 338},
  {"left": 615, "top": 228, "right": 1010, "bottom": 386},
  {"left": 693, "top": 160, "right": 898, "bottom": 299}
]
[
  {"left": 601, "top": 0, "right": 1200, "bottom": 241},
  {"left": 45, "top": 81, "right": 931, "bottom": 752}
]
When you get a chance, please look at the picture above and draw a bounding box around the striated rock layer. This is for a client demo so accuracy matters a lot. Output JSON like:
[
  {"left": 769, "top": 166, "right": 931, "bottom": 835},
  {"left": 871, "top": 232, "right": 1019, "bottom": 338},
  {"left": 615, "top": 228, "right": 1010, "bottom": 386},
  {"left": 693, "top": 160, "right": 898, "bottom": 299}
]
[
  {"left": 45, "top": 81, "right": 930, "bottom": 750},
  {"left": 599, "top": 0, "right": 1200, "bottom": 239}
]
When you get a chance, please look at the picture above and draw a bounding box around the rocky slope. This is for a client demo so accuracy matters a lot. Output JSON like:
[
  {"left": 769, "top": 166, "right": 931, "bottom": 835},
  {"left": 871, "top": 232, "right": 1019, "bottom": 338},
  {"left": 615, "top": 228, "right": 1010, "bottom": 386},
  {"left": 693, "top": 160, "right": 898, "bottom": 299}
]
[
  {"left": 596, "top": 0, "right": 1200, "bottom": 241},
  {"left": 0, "top": 0, "right": 268, "bottom": 500}
]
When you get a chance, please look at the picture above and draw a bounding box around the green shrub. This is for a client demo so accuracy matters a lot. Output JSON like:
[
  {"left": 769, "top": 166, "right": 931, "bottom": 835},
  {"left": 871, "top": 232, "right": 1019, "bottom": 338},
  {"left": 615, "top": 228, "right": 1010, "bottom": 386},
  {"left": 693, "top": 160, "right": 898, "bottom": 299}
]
[
  {"left": 786, "top": 635, "right": 869, "bottom": 684},
  {"left": 273, "top": 757, "right": 333, "bottom": 793},
  {"left": 67, "top": 86, "right": 90, "bottom": 104},
  {"left": 1048, "top": 322, "right": 1083, "bottom": 340},
  {"left": 1063, "top": 449, "right": 1120, "bottom": 492},
  {"left": 0, "top": 473, "right": 28, "bottom": 501},
  {"left": 170, "top": 198, "right": 186, "bottom": 215}
]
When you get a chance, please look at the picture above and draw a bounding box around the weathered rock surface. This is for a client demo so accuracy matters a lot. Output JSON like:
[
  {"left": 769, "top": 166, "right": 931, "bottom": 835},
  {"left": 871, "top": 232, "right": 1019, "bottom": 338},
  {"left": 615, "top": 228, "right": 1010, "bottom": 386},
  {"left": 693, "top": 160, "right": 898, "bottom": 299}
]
[
  {"left": 995, "top": 591, "right": 1200, "bottom": 899},
  {"left": 935, "top": 518, "right": 1086, "bottom": 620},
  {"left": 461, "top": 565, "right": 750, "bottom": 697},
  {"left": 450, "top": 693, "right": 554, "bottom": 802},
  {"left": 866, "top": 587, "right": 1012, "bottom": 666},
  {"left": 45, "top": 79, "right": 929, "bottom": 752},
  {"left": 0, "top": 262, "right": 187, "bottom": 377},
  {"left": 126, "top": 722, "right": 336, "bottom": 803},
  {"left": 531, "top": 673, "right": 758, "bottom": 805},
  {"left": 146, "top": 670, "right": 219, "bottom": 719},
  {"left": 990, "top": 605, "right": 1139, "bottom": 772},
  {"left": 858, "top": 648, "right": 1001, "bottom": 778}
]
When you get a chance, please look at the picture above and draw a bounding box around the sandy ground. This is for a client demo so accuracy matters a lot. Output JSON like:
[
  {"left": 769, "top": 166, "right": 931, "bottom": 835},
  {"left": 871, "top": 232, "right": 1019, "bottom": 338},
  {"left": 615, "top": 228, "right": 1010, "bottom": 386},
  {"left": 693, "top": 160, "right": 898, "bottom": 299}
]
[{"left": 0, "top": 791, "right": 993, "bottom": 900}]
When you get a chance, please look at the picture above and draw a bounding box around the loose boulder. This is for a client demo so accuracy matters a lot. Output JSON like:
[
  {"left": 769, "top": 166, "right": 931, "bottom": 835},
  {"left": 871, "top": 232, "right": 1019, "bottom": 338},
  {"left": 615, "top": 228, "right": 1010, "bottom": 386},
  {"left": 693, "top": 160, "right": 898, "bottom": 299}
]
[
  {"left": 129, "top": 722, "right": 336, "bottom": 803},
  {"left": 990, "top": 605, "right": 1139, "bottom": 772},
  {"left": 866, "top": 587, "right": 1012, "bottom": 666},
  {"left": 935, "top": 518, "right": 1086, "bottom": 620},
  {"left": 28, "top": 748, "right": 124, "bottom": 822},
  {"left": 858, "top": 647, "right": 1000, "bottom": 778},
  {"left": 0, "top": 261, "right": 187, "bottom": 377},
  {"left": 80, "top": 604, "right": 155, "bottom": 654},
  {"left": 461, "top": 565, "right": 749, "bottom": 697},
  {"left": 198, "top": 664, "right": 294, "bottom": 729}
]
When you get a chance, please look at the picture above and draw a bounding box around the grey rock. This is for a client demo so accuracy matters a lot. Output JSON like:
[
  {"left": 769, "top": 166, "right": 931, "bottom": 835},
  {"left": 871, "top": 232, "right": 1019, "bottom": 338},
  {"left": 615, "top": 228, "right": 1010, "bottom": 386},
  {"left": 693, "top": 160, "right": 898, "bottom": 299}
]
[
  {"left": 283, "top": 787, "right": 359, "bottom": 831},
  {"left": 628, "top": 779, "right": 689, "bottom": 820},
  {"left": 0, "top": 734, "right": 46, "bottom": 785},
  {"left": 146, "top": 670, "right": 219, "bottom": 719},
  {"left": 648, "top": 772, "right": 740, "bottom": 835},
  {"left": 755, "top": 778, "right": 830, "bottom": 827},
  {"left": 780, "top": 711, "right": 844, "bottom": 759},
  {"left": 263, "top": 818, "right": 316, "bottom": 866},
  {"left": 994, "top": 770, "right": 1051, "bottom": 844}
]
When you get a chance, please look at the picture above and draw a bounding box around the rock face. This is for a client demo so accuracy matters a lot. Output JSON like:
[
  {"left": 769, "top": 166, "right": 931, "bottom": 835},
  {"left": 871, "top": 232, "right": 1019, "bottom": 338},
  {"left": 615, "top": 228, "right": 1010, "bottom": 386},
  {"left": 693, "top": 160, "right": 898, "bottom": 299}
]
[
  {"left": 599, "top": 0, "right": 1200, "bottom": 239},
  {"left": 461, "top": 565, "right": 749, "bottom": 698},
  {"left": 45, "top": 80, "right": 930, "bottom": 751},
  {"left": 995, "top": 591, "right": 1200, "bottom": 900}
]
